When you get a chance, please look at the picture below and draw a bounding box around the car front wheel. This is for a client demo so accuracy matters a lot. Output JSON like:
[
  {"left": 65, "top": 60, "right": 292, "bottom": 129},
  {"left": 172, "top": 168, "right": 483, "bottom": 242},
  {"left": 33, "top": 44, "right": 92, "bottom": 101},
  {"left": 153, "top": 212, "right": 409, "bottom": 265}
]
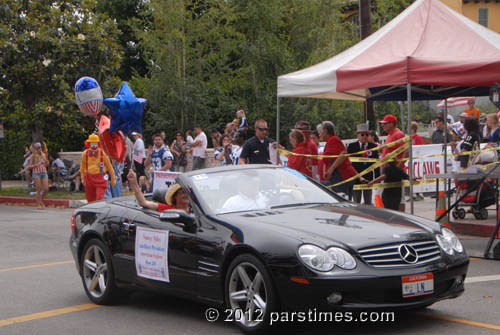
[
  {"left": 81, "top": 238, "right": 118, "bottom": 305},
  {"left": 225, "top": 254, "right": 278, "bottom": 334}
]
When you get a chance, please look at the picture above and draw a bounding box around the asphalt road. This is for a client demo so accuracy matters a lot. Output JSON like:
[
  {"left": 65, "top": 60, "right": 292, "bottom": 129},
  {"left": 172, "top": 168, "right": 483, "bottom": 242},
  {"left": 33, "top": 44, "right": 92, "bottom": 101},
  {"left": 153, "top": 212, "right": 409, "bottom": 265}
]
[{"left": 1, "top": 204, "right": 499, "bottom": 335}]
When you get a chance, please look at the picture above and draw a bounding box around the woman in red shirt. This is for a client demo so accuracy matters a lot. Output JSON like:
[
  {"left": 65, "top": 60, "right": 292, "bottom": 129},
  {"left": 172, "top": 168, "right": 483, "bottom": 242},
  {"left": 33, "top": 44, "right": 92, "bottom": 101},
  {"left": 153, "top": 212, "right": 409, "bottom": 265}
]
[
  {"left": 411, "top": 122, "right": 424, "bottom": 145},
  {"left": 286, "top": 130, "right": 312, "bottom": 178},
  {"left": 320, "top": 121, "right": 357, "bottom": 200}
]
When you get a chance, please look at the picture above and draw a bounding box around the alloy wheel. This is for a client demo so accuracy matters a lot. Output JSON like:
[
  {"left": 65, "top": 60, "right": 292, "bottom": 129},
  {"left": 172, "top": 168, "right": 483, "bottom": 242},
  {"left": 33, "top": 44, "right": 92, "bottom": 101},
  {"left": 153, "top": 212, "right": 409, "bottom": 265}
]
[
  {"left": 83, "top": 244, "right": 108, "bottom": 299},
  {"left": 228, "top": 262, "right": 267, "bottom": 328}
]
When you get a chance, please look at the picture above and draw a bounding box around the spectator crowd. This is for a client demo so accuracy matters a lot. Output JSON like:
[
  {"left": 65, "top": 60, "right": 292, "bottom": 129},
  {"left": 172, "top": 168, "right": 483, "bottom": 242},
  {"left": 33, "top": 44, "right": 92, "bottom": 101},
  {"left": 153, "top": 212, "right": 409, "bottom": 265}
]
[{"left": 18, "top": 101, "right": 500, "bottom": 211}]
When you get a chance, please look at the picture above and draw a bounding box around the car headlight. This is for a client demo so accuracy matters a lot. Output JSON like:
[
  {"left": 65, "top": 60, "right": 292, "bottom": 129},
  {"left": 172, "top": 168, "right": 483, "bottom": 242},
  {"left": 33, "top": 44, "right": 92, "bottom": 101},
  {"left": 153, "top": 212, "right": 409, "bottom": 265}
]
[
  {"left": 436, "top": 228, "right": 463, "bottom": 255},
  {"left": 298, "top": 244, "right": 356, "bottom": 272},
  {"left": 327, "top": 247, "right": 357, "bottom": 270},
  {"left": 442, "top": 228, "right": 463, "bottom": 253}
]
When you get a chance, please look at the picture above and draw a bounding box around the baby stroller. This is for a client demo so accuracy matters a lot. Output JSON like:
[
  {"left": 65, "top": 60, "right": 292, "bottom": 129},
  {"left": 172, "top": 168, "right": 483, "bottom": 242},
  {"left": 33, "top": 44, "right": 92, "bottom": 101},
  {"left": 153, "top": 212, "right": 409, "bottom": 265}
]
[{"left": 452, "top": 178, "right": 495, "bottom": 220}]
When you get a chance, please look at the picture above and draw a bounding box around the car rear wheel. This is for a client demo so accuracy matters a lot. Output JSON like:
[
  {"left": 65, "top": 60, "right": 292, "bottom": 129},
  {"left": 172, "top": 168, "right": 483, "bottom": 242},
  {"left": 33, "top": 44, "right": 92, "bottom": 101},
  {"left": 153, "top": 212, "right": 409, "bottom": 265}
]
[
  {"left": 81, "top": 238, "right": 118, "bottom": 305},
  {"left": 225, "top": 254, "right": 277, "bottom": 334}
]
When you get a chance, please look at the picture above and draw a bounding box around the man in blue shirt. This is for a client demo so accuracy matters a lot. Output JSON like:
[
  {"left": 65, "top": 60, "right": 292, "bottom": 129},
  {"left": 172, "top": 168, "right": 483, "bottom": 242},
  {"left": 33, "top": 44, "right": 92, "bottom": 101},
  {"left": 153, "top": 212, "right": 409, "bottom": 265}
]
[{"left": 145, "top": 134, "right": 174, "bottom": 172}]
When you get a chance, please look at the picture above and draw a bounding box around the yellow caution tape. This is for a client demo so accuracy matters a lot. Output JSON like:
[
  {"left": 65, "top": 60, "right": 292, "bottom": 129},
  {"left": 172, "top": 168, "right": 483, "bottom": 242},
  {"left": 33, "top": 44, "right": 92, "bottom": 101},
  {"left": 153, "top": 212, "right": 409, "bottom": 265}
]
[
  {"left": 277, "top": 135, "right": 410, "bottom": 159},
  {"left": 398, "top": 145, "right": 500, "bottom": 163},
  {"left": 353, "top": 178, "right": 445, "bottom": 190},
  {"left": 352, "top": 160, "right": 500, "bottom": 190},
  {"left": 279, "top": 135, "right": 500, "bottom": 164},
  {"left": 328, "top": 143, "right": 409, "bottom": 188}
]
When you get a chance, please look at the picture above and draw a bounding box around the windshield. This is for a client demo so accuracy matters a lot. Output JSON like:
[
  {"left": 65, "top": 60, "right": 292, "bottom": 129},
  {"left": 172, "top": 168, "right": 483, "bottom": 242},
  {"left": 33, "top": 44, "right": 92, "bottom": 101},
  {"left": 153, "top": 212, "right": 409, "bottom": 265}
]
[{"left": 190, "top": 167, "right": 339, "bottom": 214}]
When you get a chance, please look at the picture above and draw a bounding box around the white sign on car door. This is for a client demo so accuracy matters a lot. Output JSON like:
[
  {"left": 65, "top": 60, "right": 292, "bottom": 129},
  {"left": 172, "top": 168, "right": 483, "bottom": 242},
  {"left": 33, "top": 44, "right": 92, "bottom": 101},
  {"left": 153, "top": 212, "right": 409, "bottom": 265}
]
[{"left": 135, "top": 227, "right": 170, "bottom": 282}]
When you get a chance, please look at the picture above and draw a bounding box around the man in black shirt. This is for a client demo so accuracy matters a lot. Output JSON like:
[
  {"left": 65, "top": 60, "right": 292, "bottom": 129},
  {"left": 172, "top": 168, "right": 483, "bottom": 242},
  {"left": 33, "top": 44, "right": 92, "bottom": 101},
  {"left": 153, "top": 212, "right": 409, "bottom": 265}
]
[
  {"left": 347, "top": 124, "right": 380, "bottom": 205},
  {"left": 368, "top": 161, "right": 409, "bottom": 211},
  {"left": 239, "top": 119, "right": 275, "bottom": 164}
]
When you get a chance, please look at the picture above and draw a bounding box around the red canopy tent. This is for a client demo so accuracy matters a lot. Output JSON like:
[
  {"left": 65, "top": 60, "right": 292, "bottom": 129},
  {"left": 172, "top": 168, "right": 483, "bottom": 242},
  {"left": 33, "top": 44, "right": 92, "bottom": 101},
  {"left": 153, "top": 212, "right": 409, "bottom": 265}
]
[
  {"left": 278, "top": 0, "right": 500, "bottom": 101},
  {"left": 277, "top": 0, "right": 500, "bottom": 213}
]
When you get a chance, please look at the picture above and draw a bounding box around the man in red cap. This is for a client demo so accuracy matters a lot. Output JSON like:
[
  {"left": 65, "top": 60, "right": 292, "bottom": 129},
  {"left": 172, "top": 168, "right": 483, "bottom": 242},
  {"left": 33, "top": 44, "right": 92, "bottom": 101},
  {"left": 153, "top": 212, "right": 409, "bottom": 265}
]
[
  {"left": 379, "top": 114, "right": 407, "bottom": 166},
  {"left": 294, "top": 121, "right": 318, "bottom": 179}
]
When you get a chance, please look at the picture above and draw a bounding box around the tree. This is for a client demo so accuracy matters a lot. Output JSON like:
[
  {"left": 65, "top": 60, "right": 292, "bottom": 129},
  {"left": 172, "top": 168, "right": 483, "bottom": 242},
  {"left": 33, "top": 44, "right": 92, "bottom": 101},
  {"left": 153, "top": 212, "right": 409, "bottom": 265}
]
[
  {"left": 137, "top": 0, "right": 245, "bottom": 142},
  {"left": 96, "top": 0, "right": 150, "bottom": 80},
  {"left": 0, "top": 0, "right": 123, "bottom": 177},
  {"left": 0, "top": 0, "right": 122, "bottom": 143}
]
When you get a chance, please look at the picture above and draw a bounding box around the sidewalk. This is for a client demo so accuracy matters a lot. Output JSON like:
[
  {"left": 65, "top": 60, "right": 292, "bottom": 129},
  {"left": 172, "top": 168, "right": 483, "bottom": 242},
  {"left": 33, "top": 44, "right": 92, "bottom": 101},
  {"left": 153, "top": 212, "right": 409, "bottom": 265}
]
[
  {"left": 0, "top": 179, "right": 87, "bottom": 208},
  {"left": 1, "top": 180, "right": 24, "bottom": 188},
  {"left": 402, "top": 195, "right": 499, "bottom": 238}
]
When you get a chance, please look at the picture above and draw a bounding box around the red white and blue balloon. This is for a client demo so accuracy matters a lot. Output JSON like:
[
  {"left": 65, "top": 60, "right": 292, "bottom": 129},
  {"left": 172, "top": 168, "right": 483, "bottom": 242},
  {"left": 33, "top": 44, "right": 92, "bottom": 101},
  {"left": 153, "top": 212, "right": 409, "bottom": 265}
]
[{"left": 74, "top": 77, "right": 103, "bottom": 118}]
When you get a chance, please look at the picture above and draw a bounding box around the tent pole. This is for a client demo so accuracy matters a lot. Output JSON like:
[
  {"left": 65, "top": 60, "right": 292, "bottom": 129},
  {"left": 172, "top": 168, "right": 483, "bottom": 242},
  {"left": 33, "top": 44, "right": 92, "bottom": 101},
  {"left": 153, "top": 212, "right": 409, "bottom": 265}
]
[
  {"left": 444, "top": 99, "right": 449, "bottom": 222},
  {"left": 276, "top": 96, "right": 281, "bottom": 164},
  {"left": 407, "top": 83, "right": 414, "bottom": 214},
  {"left": 400, "top": 101, "right": 405, "bottom": 133}
]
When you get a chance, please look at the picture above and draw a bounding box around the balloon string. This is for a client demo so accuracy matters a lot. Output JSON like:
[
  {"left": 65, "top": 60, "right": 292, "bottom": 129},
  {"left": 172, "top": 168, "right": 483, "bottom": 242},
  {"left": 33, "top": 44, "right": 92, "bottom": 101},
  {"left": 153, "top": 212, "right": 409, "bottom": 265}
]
[{"left": 93, "top": 118, "right": 99, "bottom": 134}]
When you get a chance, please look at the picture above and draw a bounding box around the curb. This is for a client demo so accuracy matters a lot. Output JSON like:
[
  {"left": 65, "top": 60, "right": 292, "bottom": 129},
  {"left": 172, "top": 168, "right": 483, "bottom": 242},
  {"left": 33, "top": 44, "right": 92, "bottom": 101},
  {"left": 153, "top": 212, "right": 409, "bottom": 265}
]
[
  {"left": 0, "top": 196, "right": 86, "bottom": 208},
  {"left": 451, "top": 221, "right": 498, "bottom": 238}
]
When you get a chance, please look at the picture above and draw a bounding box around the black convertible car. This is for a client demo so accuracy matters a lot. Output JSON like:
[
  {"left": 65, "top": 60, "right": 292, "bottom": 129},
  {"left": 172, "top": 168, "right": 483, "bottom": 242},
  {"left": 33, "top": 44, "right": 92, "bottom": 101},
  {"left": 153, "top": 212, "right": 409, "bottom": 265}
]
[{"left": 70, "top": 165, "right": 468, "bottom": 333}]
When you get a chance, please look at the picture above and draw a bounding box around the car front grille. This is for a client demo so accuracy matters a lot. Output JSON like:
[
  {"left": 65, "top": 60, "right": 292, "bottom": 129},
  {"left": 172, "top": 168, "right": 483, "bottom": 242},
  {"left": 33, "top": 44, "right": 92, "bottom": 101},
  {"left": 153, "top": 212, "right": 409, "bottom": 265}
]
[{"left": 358, "top": 240, "right": 441, "bottom": 268}]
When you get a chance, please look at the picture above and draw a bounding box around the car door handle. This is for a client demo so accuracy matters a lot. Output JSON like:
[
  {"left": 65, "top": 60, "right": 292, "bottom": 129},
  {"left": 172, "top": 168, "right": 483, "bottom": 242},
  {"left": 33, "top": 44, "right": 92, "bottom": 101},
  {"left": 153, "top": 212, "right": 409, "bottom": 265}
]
[{"left": 122, "top": 222, "right": 136, "bottom": 234}]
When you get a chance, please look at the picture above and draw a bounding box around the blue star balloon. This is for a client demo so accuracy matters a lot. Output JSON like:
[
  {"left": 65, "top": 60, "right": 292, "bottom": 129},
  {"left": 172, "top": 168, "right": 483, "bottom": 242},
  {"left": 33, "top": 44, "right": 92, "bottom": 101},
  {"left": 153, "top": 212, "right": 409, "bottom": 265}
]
[{"left": 104, "top": 82, "right": 146, "bottom": 136}]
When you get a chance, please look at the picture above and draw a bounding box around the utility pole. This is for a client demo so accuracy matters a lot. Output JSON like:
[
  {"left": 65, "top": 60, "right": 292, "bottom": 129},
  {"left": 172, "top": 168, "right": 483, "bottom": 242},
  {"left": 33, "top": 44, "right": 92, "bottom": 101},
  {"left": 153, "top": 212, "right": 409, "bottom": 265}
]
[{"left": 359, "top": 0, "right": 375, "bottom": 129}]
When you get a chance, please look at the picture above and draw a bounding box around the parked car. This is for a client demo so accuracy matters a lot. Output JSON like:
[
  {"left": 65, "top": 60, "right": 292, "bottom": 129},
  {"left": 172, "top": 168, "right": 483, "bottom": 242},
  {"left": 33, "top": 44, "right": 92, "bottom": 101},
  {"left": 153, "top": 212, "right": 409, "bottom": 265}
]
[{"left": 69, "top": 165, "right": 468, "bottom": 333}]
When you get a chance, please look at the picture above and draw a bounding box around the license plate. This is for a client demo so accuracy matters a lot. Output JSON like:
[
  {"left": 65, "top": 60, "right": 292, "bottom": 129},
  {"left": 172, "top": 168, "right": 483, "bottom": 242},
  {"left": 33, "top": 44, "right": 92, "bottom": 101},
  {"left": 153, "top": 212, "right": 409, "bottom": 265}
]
[{"left": 401, "top": 272, "right": 434, "bottom": 298}]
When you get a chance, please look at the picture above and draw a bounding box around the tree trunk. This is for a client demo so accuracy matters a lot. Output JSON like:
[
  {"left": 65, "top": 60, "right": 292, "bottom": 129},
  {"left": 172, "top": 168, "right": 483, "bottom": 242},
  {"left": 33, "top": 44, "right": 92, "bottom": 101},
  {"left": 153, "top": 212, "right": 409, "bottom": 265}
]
[
  {"left": 32, "top": 124, "right": 43, "bottom": 144},
  {"left": 182, "top": 25, "right": 186, "bottom": 131}
]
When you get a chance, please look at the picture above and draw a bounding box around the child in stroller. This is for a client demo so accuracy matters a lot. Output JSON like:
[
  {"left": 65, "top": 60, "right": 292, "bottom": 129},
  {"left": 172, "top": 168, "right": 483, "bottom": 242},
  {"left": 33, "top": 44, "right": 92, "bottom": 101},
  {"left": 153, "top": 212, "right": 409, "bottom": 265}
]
[{"left": 452, "top": 166, "right": 496, "bottom": 220}]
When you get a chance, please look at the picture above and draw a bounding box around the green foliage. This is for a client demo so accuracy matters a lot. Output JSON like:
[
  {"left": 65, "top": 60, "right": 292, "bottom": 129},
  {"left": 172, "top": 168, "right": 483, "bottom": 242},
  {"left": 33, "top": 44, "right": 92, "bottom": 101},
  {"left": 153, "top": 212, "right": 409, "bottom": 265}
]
[
  {"left": 372, "top": 0, "right": 414, "bottom": 29},
  {"left": 96, "top": 0, "right": 150, "bottom": 79},
  {"left": 135, "top": 0, "right": 369, "bottom": 146},
  {"left": 0, "top": 0, "right": 122, "bottom": 178}
]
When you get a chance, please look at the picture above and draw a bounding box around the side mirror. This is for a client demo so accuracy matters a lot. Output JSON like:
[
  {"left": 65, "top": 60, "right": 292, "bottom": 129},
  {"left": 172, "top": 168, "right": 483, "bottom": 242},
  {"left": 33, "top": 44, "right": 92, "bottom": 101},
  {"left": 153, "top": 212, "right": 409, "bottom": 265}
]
[{"left": 160, "top": 209, "right": 196, "bottom": 229}]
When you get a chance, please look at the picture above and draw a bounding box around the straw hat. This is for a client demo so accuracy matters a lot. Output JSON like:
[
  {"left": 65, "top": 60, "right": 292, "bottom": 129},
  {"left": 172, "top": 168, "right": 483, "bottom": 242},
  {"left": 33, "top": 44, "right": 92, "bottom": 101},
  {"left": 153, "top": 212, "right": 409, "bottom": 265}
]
[{"left": 165, "top": 184, "right": 182, "bottom": 206}]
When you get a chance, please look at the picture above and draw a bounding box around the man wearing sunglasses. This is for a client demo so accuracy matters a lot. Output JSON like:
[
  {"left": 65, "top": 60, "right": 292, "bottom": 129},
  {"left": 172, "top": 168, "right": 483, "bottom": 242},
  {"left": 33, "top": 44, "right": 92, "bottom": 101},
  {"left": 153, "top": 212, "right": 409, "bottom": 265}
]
[
  {"left": 239, "top": 119, "right": 275, "bottom": 164},
  {"left": 347, "top": 123, "right": 380, "bottom": 205}
]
